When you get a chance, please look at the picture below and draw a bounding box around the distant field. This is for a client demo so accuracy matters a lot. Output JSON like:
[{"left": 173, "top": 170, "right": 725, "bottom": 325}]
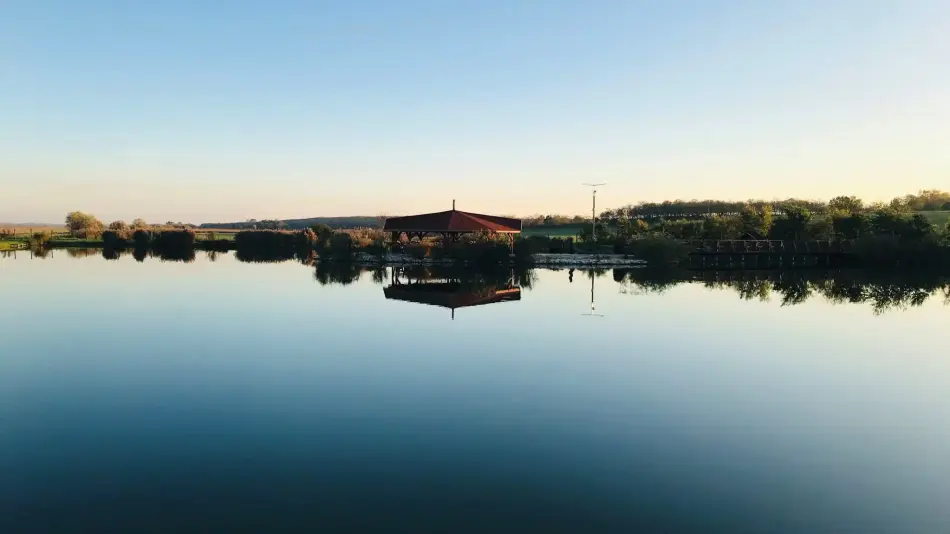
[
  {"left": 522, "top": 224, "right": 584, "bottom": 238},
  {"left": 0, "top": 225, "right": 66, "bottom": 234},
  {"left": 921, "top": 211, "right": 950, "bottom": 226}
]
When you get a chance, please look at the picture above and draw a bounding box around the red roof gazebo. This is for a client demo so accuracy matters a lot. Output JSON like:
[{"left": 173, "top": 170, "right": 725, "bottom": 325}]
[
  {"left": 383, "top": 202, "right": 522, "bottom": 244},
  {"left": 383, "top": 267, "right": 522, "bottom": 319}
]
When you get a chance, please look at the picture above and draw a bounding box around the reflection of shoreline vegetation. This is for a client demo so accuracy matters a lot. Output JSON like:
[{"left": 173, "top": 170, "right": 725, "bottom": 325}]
[
  {"left": 615, "top": 268, "right": 950, "bottom": 314},
  {"left": 6, "top": 246, "right": 946, "bottom": 314}
]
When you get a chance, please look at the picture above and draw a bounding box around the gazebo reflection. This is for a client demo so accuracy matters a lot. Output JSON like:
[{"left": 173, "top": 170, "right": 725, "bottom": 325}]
[{"left": 383, "top": 267, "right": 522, "bottom": 319}]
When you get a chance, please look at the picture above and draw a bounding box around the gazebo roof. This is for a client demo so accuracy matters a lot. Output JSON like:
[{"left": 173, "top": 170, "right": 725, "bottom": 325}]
[
  {"left": 383, "top": 209, "right": 522, "bottom": 234},
  {"left": 383, "top": 283, "right": 521, "bottom": 310}
]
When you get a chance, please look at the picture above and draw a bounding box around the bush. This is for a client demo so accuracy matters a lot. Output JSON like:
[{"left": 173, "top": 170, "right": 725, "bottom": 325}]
[
  {"left": 133, "top": 229, "right": 153, "bottom": 248},
  {"left": 404, "top": 244, "right": 432, "bottom": 259},
  {"left": 703, "top": 214, "right": 743, "bottom": 239},
  {"left": 108, "top": 221, "right": 132, "bottom": 239},
  {"left": 658, "top": 219, "right": 705, "bottom": 239},
  {"left": 102, "top": 230, "right": 125, "bottom": 248},
  {"left": 517, "top": 236, "right": 573, "bottom": 254},
  {"left": 30, "top": 231, "right": 54, "bottom": 246},
  {"left": 363, "top": 236, "right": 389, "bottom": 259},
  {"left": 625, "top": 235, "right": 692, "bottom": 265},
  {"left": 152, "top": 229, "right": 196, "bottom": 250},
  {"left": 327, "top": 232, "right": 354, "bottom": 257},
  {"left": 309, "top": 224, "right": 334, "bottom": 246},
  {"left": 770, "top": 205, "right": 812, "bottom": 240},
  {"left": 65, "top": 211, "right": 104, "bottom": 238},
  {"left": 851, "top": 234, "right": 950, "bottom": 267},
  {"left": 831, "top": 212, "right": 871, "bottom": 239},
  {"left": 297, "top": 228, "right": 317, "bottom": 250},
  {"left": 233, "top": 230, "right": 306, "bottom": 262},
  {"left": 443, "top": 242, "right": 510, "bottom": 265}
]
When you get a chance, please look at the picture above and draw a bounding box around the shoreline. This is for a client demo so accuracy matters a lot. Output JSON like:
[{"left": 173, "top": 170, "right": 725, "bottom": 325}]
[{"left": 350, "top": 252, "right": 646, "bottom": 268}]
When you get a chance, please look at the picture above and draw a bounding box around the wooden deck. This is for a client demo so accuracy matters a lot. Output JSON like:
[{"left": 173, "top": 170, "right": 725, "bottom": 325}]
[{"left": 685, "top": 240, "right": 855, "bottom": 269}]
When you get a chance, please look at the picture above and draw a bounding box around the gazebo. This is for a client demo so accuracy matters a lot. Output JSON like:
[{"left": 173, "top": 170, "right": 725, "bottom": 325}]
[
  {"left": 383, "top": 202, "right": 522, "bottom": 248},
  {"left": 383, "top": 270, "right": 522, "bottom": 320}
]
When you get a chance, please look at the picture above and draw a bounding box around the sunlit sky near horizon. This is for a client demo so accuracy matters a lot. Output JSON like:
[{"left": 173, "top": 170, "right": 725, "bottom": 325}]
[{"left": 2, "top": 1, "right": 949, "bottom": 223}]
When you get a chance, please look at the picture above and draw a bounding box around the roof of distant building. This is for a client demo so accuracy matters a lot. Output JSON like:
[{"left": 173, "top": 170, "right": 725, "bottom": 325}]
[{"left": 383, "top": 209, "right": 522, "bottom": 234}]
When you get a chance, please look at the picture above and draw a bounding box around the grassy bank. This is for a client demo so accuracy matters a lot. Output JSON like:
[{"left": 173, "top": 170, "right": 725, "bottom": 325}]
[
  {"left": 921, "top": 211, "right": 950, "bottom": 226},
  {"left": 27, "top": 222, "right": 950, "bottom": 270},
  {"left": 522, "top": 224, "right": 584, "bottom": 238}
]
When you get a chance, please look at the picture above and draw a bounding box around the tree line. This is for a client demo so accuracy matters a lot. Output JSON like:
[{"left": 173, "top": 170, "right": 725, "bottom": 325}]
[
  {"left": 622, "top": 206, "right": 943, "bottom": 241},
  {"left": 595, "top": 192, "right": 950, "bottom": 243},
  {"left": 64, "top": 212, "right": 199, "bottom": 238},
  {"left": 200, "top": 216, "right": 383, "bottom": 230},
  {"left": 601, "top": 190, "right": 950, "bottom": 223}
]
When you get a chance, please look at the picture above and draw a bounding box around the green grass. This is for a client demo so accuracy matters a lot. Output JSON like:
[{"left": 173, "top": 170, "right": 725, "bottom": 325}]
[
  {"left": 522, "top": 224, "right": 584, "bottom": 238},
  {"left": 0, "top": 240, "right": 25, "bottom": 250},
  {"left": 195, "top": 231, "right": 236, "bottom": 241},
  {"left": 920, "top": 211, "right": 950, "bottom": 227}
]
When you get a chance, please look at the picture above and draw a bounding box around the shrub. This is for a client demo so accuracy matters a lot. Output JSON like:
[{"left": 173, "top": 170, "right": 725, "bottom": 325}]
[
  {"left": 297, "top": 228, "right": 317, "bottom": 251},
  {"left": 658, "top": 219, "right": 705, "bottom": 239},
  {"left": 327, "top": 232, "right": 354, "bottom": 257},
  {"left": 444, "top": 242, "right": 510, "bottom": 265},
  {"left": 102, "top": 230, "right": 125, "bottom": 248},
  {"left": 30, "top": 230, "right": 54, "bottom": 246},
  {"left": 152, "top": 229, "right": 196, "bottom": 251},
  {"left": 108, "top": 221, "right": 132, "bottom": 239},
  {"left": 232, "top": 229, "right": 322, "bottom": 262},
  {"left": 625, "top": 235, "right": 691, "bottom": 265},
  {"left": 309, "top": 224, "right": 334, "bottom": 246},
  {"left": 851, "top": 234, "right": 950, "bottom": 267},
  {"left": 133, "top": 229, "right": 153, "bottom": 248},
  {"left": 404, "top": 244, "right": 431, "bottom": 259},
  {"left": 65, "top": 211, "right": 104, "bottom": 238},
  {"left": 831, "top": 212, "right": 871, "bottom": 239},
  {"left": 704, "top": 214, "right": 743, "bottom": 239}
]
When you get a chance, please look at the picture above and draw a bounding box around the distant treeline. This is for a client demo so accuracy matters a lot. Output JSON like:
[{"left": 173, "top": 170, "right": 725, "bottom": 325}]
[
  {"left": 200, "top": 216, "right": 382, "bottom": 230},
  {"left": 601, "top": 190, "right": 950, "bottom": 222},
  {"left": 584, "top": 200, "right": 950, "bottom": 267},
  {"left": 53, "top": 190, "right": 949, "bottom": 235}
]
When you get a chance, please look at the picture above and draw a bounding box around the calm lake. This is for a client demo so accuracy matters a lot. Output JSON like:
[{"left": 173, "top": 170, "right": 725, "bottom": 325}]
[{"left": 3, "top": 250, "right": 950, "bottom": 533}]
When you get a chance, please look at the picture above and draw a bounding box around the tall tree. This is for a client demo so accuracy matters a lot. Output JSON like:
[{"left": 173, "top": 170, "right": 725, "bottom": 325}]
[
  {"left": 828, "top": 196, "right": 864, "bottom": 214},
  {"left": 771, "top": 204, "right": 812, "bottom": 239},
  {"left": 65, "top": 211, "right": 104, "bottom": 238},
  {"left": 740, "top": 205, "right": 773, "bottom": 237}
]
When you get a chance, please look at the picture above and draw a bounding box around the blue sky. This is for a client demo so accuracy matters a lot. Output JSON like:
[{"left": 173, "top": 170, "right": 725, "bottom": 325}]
[{"left": 2, "top": 1, "right": 948, "bottom": 223}]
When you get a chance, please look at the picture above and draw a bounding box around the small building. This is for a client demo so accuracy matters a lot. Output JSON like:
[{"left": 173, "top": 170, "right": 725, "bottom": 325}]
[
  {"left": 383, "top": 202, "right": 522, "bottom": 246},
  {"left": 383, "top": 268, "right": 521, "bottom": 320}
]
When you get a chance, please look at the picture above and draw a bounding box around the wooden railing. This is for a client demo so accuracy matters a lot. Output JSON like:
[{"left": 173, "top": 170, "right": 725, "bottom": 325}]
[{"left": 685, "top": 240, "right": 852, "bottom": 254}]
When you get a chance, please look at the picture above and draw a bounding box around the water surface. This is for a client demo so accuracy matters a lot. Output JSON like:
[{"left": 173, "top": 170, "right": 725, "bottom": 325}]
[{"left": 3, "top": 251, "right": 950, "bottom": 533}]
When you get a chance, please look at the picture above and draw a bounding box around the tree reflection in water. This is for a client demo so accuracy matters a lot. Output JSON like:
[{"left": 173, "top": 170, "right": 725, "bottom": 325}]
[{"left": 615, "top": 268, "right": 950, "bottom": 314}]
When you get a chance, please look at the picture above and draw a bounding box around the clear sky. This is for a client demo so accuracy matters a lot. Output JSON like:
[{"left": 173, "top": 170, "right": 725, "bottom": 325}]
[{"left": 2, "top": 1, "right": 948, "bottom": 223}]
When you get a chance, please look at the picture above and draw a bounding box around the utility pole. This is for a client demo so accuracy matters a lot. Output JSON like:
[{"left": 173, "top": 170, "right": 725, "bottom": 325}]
[
  {"left": 582, "top": 183, "right": 606, "bottom": 242},
  {"left": 580, "top": 272, "right": 604, "bottom": 318}
]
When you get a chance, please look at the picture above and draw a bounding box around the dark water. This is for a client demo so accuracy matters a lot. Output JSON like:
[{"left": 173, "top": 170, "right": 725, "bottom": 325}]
[{"left": 3, "top": 251, "right": 950, "bottom": 533}]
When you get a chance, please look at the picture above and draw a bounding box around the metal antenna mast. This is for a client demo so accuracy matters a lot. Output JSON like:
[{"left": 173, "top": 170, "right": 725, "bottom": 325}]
[
  {"left": 580, "top": 273, "right": 604, "bottom": 318},
  {"left": 582, "top": 183, "right": 606, "bottom": 242}
]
